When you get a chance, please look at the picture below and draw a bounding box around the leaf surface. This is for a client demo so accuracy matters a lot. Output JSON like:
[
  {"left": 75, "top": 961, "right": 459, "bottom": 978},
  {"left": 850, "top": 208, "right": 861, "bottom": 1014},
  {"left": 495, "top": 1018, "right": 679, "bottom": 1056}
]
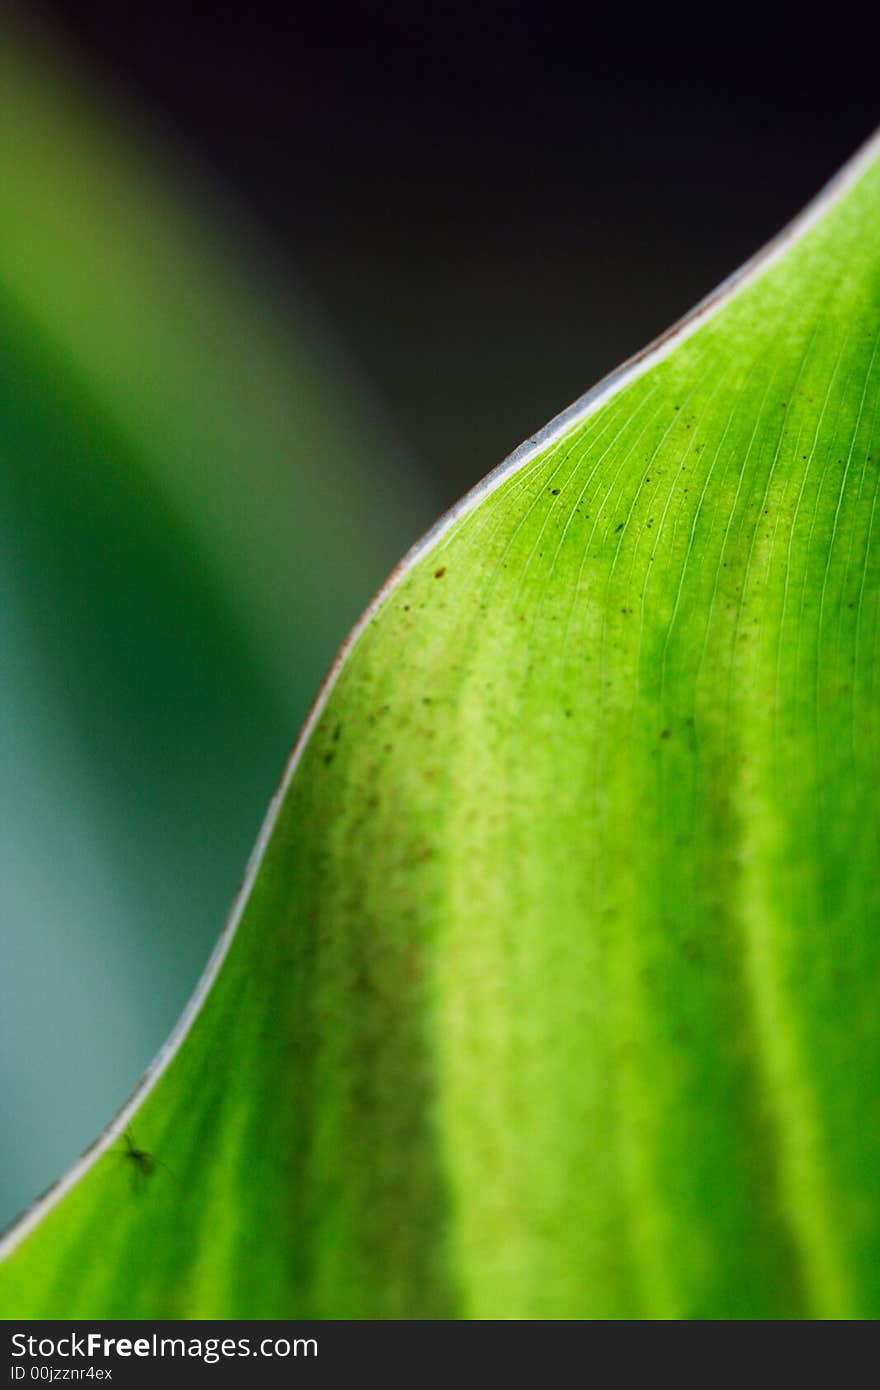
[{"left": 3, "top": 135, "right": 880, "bottom": 1319}]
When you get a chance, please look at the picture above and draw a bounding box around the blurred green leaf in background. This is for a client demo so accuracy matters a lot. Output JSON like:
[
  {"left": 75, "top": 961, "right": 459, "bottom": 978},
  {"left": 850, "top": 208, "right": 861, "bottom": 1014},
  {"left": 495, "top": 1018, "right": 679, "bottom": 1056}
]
[{"left": 0, "top": 19, "right": 432, "bottom": 1230}]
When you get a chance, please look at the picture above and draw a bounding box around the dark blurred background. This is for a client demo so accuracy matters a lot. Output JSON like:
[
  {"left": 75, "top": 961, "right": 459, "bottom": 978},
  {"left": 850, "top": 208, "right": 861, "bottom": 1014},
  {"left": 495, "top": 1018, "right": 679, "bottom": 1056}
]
[
  {"left": 28, "top": 1, "right": 880, "bottom": 504},
  {"left": 2, "top": 0, "right": 876, "bottom": 1228}
]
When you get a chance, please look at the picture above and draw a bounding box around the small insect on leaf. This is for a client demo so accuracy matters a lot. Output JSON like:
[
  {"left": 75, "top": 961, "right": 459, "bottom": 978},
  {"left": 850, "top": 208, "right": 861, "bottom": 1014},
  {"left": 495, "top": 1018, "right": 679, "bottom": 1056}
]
[{"left": 120, "top": 1133, "right": 156, "bottom": 1192}]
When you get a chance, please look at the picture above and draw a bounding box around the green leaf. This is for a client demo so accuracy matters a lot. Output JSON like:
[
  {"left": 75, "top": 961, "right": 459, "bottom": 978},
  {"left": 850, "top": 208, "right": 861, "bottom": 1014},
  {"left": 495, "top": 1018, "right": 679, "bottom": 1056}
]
[
  {"left": 0, "top": 25, "right": 430, "bottom": 1225},
  {"left": 3, "top": 133, "right": 880, "bottom": 1320},
  {"left": 0, "top": 26, "right": 428, "bottom": 709}
]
